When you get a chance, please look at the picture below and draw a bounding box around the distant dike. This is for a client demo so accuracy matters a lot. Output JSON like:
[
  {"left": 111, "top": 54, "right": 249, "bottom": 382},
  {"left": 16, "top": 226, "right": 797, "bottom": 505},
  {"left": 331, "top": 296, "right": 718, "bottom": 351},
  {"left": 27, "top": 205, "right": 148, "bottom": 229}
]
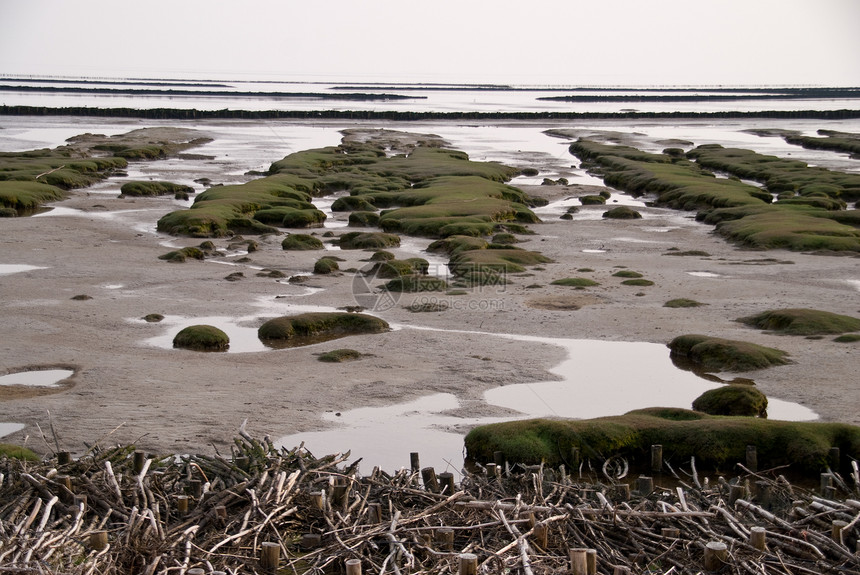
[{"left": 2, "top": 105, "right": 860, "bottom": 121}]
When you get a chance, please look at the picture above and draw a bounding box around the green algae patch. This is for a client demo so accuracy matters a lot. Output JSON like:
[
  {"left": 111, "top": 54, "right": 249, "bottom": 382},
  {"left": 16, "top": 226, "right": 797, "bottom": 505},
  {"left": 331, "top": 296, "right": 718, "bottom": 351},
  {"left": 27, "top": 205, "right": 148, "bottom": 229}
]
[
  {"left": 173, "top": 325, "right": 229, "bottom": 351},
  {"left": 692, "top": 385, "right": 768, "bottom": 417},
  {"left": 834, "top": 334, "right": 860, "bottom": 343},
  {"left": 384, "top": 275, "right": 448, "bottom": 292},
  {"left": 371, "top": 258, "right": 430, "bottom": 278},
  {"left": 551, "top": 278, "right": 600, "bottom": 287},
  {"left": 0, "top": 444, "right": 40, "bottom": 461},
  {"left": 664, "top": 298, "right": 707, "bottom": 308},
  {"left": 621, "top": 278, "right": 654, "bottom": 286},
  {"left": 448, "top": 248, "right": 552, "bottom": 278},
  {"left": 282, "top": 234, "right": 324, "bottom": 250},
  {"left": 158, "top": 245, "right": 207, "bottom": 263},
  {"left": 603, "top": 206, "right": 642, "bottom": 219},
  {"left": 339, "top": 232, "right": 401, "bottom": 250},
  {"left": 318, "top": 348, "right": 364, "bottom": 362},
  {"left": 738, "top": 308, "right": 860, "bottom": 336},
  {"left": 120, "top": 181, "right": 194, "bottom": 197},
  {"left": 258, "top": 312, "right": 389, "bottom": 347},
  {"left": 783, "top": 129, "right": 860, "bottom": 159},
  {"left": 612, "top": 270, "right": 643, "bottom": 278},
  {"left": 142, "top": 313, "right": 164, "bottom": 323},
  {"left": 464, "top": 411, "right": 860, "bottom": 473},
  {"left": 428, "top": 235, "right": 490, "bottom": 256},
  {"left": 348, "top": 211, "right": 381, "bottom": 227},
  {"left": 254, "top": 206, "right": 326, "bottom": 228},
  {"left": 668, "top": 334, "right": 789, "bottom": 372}
]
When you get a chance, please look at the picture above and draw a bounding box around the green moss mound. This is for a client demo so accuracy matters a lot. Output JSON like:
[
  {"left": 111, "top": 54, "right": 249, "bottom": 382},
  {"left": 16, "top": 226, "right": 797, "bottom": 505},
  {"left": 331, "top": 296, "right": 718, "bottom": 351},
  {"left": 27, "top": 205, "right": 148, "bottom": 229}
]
[
  {"left": 384, "top": 275, "right": 448, "bottom": 292},
  {"left": 348, "top": 211, "right": 381, "bottom": 227},
  {"left": 0, "top": 443, "right": 40, "bottom": 461},
  {"left": 281, "top": 234, "right": 324, "bottom": 250},
  {"left": 579, "top": 195, "right": 606, "bottom": 205},
  {"left": 551, "top": 278, "right": 600, "bottom": 287},
  {"left": 448, "top": 248, "right": 552, "bottom": 278},
  {"left": 621, "top": 278, "right": 654, "bottom": 286},
  {"left": 0, "top": 181, "right": 67, "bottom": 212},
  {"left": 738, "top": 308, "right": 860, "bottom": 336},
  {"left": 313, "top": 257, "right": 340, "bottom": 274},
  {"left": 603, "top": 206, "right": 642, "bottom": 219},
  {"left": 158, "top": 246, "right": 206, "bottom": 263},
  {"left": 173, "top": 325, "right": 230, "bottom": 351},
  {"left": 664, "top": 298, "right": 706, "bottom": 308},
  {"left": 692, "top": 385, "right": 768, "bottom": 417},
  {"left": 142, "top": 313, "right": 164, "bottom": 323},
  {"left": 612, "top": 270, "right": 643, "bottom": 278},
  {"left": 465, "top": 412, "right": 860, "bottom": 473},
  {"left": 668, "top": 334, "right": 789, "bottom": 372},
  {"left": 120, "top": 181, "right": 194, "bottom": 197},
  {"left": 373, "top": 258, "right": 430, "bottom": 278},
  {"left": 318, "top": 349, "right": 364, "bottom": 362},
  {"left": 258, "top": 312, "right": 389, "bottom": 343},
  {"left": 834, "top": 334, "right": 860, "bottom": 343},
  {"left": 369, "top": 250, "right": 396, "bottom": 262},
  {"left": 339, "top": 232, "right": 401, "bottom": 250}
]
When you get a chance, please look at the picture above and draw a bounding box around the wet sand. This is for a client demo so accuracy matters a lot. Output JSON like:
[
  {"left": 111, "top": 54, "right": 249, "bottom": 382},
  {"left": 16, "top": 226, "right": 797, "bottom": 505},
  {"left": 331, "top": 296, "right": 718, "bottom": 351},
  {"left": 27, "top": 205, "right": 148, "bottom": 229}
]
[{"left": 1, "top": 122, "right": 858, "bottom": 463}]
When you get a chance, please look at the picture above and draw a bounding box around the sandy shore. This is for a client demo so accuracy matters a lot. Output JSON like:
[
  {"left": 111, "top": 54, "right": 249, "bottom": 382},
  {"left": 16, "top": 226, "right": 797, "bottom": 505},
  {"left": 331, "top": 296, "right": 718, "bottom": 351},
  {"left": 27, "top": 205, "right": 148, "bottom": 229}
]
[{"left": 2, "top": 123, "right": 858, "bottom": 464}]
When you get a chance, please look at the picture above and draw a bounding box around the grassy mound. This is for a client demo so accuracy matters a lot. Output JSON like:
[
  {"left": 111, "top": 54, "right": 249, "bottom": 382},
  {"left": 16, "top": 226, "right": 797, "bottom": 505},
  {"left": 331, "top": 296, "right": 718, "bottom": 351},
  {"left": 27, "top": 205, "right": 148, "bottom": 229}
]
[
  {"left": 464, "top": 410, "right": 860, "bottom": 473},
  {"left": 612, "top": 270, "right": 643, "bottom": 278},
  {"left": 339, "top": 231, "right": 401, "bottom": 250},
  {"left": 551, "top": 278, "right": 600, "bottom": 287},
  {"left": 668, "top": 334, "right": 790, "bottom": 372},
  {"left": 738, "top": 308, "right": 860, "bottom": 335},
  {"left": 318, "top": 349, "right": 364, "bottom": 362},
  {"left": 664, "top": 298, "right": 707, "bottom": 308},
  {"left": 692, "top": 385, "right": 768, "bottom": 417},
  {"left": 348, "top": 211, "right": 381, "bottom": 227},
  {"left": 158, "top": 246, "right": 207, "bottom": 263},
  {"left": 282, "top": 234, "right": 324, "bottom": 250},
  {"left": 173, "top": 325, "right": 229, "bottom": 351},
  {"left": 313, "top": 257, "right": 340, "bottom": 274},
  {"left": 120, "top": 181, "right": 194, "bottom": 197},
  {"left": 621, "top": 278, "right": 654, "bottom": 286},
  {"left": 371, "top": 258, "right": 430, "bottom": 278},
  {"left": 448, "top": 248, "right": 552, "bottom": 278},
  {"left": 0, "top": 181, "right": 68, "bottom": 212},
  {"left": 603, "top": 206, "right": 642, "bottom": 219},
  {"left": 258, "top": 312, "right": 389, "bottom": 343},
  {"left": 383, "top": 275, "right": 448, "bottom": 292}
]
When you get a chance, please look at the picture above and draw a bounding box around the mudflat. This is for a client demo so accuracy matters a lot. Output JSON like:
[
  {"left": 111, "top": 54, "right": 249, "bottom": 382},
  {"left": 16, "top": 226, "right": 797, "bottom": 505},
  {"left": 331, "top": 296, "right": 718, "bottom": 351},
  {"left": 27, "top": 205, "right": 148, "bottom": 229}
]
[{"left": 1, "top": 123, "right": 858, "bottom": 462}]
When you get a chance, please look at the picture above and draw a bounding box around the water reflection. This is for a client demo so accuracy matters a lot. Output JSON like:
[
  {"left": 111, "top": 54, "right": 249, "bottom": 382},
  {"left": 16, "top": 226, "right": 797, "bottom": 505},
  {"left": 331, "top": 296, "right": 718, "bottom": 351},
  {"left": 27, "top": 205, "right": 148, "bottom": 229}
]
[{"left": 0, "top": 369, "right": 74, "bottom": 387}]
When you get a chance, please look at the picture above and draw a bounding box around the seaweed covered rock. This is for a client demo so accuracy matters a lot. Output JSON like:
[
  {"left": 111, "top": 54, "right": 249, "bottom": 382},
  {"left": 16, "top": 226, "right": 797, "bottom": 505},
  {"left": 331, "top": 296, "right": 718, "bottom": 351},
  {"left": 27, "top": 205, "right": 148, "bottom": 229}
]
[
  {"left": 258, "top": 312, "right": 389, "bottom": 344},
  {"left": 173, "top": 325, "right": 229, "bottom": 351},
  {"left": 738, "top": 308, "right": 860, "bottom": 336},
  {"left": 281, "top": 234, "right": 324, "bottom": 250},
  {"left": 692, "top": 385, "right": 768, "bottom": 417},
  {"left": 318, "top": 349, "right": 364, "bottom": 362},
  {"left": 339, "top": 232, "right": 401, "bottom": 250},
  {"left": 313, "top": 257, "right": 340, "bottom": 274},
  {"left": 603, "top": 206, "right": 643, "bottom": 219},
  {"left": 120, "top": 181, "right": 194, "bottom": 197},
  {"left": 668, "top": 334, "right": 789, "bottom": 372},
  {"left": 384, "top": 275, "right": 447, "bottom": 292}
]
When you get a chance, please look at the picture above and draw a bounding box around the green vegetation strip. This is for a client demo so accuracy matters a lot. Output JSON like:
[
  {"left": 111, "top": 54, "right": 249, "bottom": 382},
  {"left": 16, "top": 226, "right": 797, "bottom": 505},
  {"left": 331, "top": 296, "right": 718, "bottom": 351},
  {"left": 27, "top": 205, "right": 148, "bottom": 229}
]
[
  {"left": 738, "top": 308, "right": 860, "bottom": 335},
  {"left": 465, "top": 408, "right": 860, "bottom": 473},
  {"left": 569, "top": 140, "right": 860, "bottom": 252}
]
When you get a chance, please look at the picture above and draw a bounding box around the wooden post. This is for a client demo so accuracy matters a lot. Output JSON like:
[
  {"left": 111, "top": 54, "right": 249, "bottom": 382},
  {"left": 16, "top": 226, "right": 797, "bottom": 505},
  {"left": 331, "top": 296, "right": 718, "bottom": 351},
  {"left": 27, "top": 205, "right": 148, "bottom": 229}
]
[
  {"left": 90, "top": 530, "right": 108, "bottom": 551},
  {"left": 532, "top": 522, "right": 548, "bottom": 548},
  {"left": 754, "top": 481, "right": 771, "bottom": 507},
  {"left": 636, "top": 476, "right": 653, "bottom": 496},
  {"left": 260, "top": 541, "right": 280, "bottom": 572},
  {"left": 485, "top": 463, "right": 497, "bottom": 478},
  {"left": 703, "top": 541, "right": 727, "bottom": 571},
  {"left": 214, "top": 505, "right": 227, "bottom": 524},
  {"left": 750, "top": 526, "right": 767, "bottom": 551},
  {"left": 614, "top": 483, "right": 630, "bottom": 501},
  {"left": 586, "top": 549, "right": 597, "bottom": 575},
  {"left": 494, "top": 450, "right": 505, "bottom": 470},
  {"left": 367, "top": 502, "right": 382, "bottom": 523},
  {"left": 436, "top": 527, "right": 454, "bottom": 551},
  {"left": 235, "top": 456, "right": 249, "bottom": 471},
  {"left": 188, "top": 479, "right": 203, "bottom": 498},
  {"left": 410, "top": 452, "right": 420, "bottom": 472},
  {"left": 569, "top": 548, "right": 588, "bottom": 574},
  {"left": 133, "top": 451, "right": 146, "bottom": 474},
  {"left": 439, "top": 472, "right": 456, "bottom": 494},
  {"left": 651, "top": 444, "right": 662, "bottom": 473},
  {"left": 57, "top": 451, "right": 71, "bottom": 465},
  {"left": 176, "top": 495, "right": 189, "bottom": 515},
  {"left": 662, "top": 528, "right": 680, "bottom": 538},
  {"left": 422, "top": 467, "right": 439, "bottom": 493},
  {"left": 301, "top": 533, "right": 322, "bottom": 549},
  {"left": 746, "top": 445, "right": 758, "bottom": 472},
  {"left": 821, "top": 473, "right": 833, "bottom": 495},
  {"left": 829, "top": 447, "right": 840, "bottom": 470},
  {"left": 570, "top": 447, "right": 580, "bottom": 471},
  {"left": 612, "top": 567, "right": 631, "bottom": 575},
  {"left": 459, "top": 553, "right": 478, "bottom": 575},
  {"left": 832, "top": 520, "right": 848, "bottom": 544},
  {"left": 310, "top": 490, "right": 324, "bottom": 510},
  {"left": 345, "top": 558, "right": 362, "bottom": 575}
]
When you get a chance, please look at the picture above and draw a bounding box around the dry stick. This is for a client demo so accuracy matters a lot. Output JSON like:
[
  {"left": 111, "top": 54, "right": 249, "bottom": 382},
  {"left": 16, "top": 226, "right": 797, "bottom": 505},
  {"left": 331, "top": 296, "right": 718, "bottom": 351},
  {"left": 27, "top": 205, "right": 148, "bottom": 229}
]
[{"left": 498, "top": 508, "right": 534, "bottom": 575}]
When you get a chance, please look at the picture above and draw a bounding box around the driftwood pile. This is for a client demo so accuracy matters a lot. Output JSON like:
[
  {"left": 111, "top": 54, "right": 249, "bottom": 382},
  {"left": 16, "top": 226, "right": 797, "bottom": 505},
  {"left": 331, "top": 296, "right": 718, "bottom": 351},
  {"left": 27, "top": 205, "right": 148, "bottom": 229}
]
[{"left": 1, "top": 432, "right": 859, "bottom": 575}]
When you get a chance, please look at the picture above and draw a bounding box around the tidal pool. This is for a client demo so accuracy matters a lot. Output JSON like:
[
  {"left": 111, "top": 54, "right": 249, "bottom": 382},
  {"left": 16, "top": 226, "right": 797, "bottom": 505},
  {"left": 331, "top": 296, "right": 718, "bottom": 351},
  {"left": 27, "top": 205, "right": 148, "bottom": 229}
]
[
  {"left": 0, "top": 369, "right": 74, "bottom": 387},
  {"left": 0, "top": 423, "right": 26, "bottom": 438},
  {"left": 0, "top": 264, "right": 46, "bottom": 275},
  {"left": 277, "top": 326, "right": 817, "bottom": 473}
]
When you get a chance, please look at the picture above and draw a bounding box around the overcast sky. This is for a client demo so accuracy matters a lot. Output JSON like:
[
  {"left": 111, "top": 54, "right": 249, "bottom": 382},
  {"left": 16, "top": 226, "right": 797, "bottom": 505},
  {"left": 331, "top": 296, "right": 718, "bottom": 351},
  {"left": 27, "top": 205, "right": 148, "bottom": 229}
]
[{"left": 1, "top": 0, "right": 858, "bottom": 86}]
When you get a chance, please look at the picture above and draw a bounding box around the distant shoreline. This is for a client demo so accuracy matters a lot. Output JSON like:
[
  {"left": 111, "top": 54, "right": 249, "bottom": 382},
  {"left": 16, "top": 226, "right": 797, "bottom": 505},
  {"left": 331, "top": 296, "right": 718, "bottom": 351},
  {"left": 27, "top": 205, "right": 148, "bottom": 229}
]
[{"left": 2, "top": 105, "right": 860, "bottom": 121}]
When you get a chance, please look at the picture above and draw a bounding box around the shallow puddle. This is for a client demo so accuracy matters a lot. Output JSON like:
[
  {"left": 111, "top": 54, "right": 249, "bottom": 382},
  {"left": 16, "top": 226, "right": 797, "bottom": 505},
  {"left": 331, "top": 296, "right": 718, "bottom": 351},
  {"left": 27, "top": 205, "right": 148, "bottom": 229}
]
[
  {"left": 0, "top": 369, "right": 74, "bottom": 387},
  {"left": 0, "top": 423, "right": 26, "bottom": 438},
  {"left": 688, "top": 271, "right": 722, "bottom": 278},
  {"left": 277, "top": 326, "right": 817, "bottom": 473},
  {"left": 0, "top": 264, "right": 47, "bottom": 275}
]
